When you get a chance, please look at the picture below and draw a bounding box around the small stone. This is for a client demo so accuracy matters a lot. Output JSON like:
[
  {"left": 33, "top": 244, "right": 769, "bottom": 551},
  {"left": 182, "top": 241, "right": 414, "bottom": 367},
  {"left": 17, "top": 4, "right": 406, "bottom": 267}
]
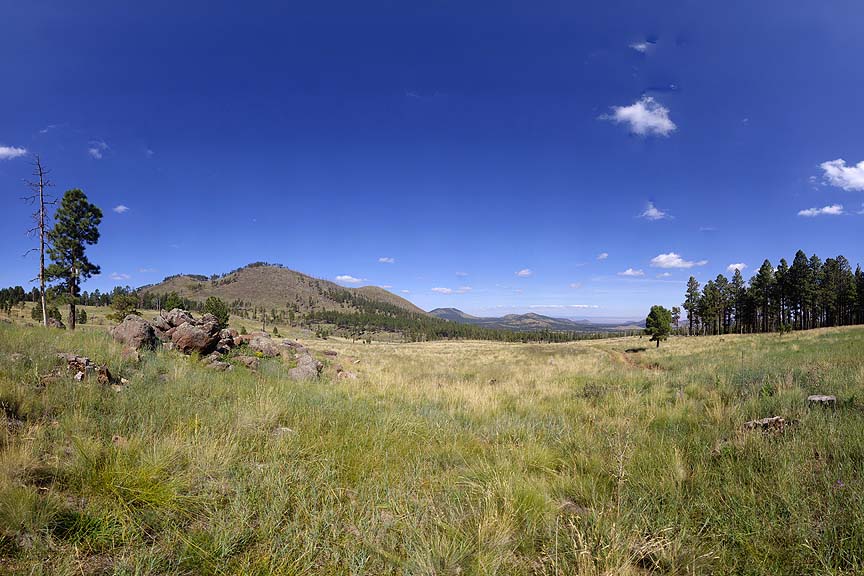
[
  {"left": 743, "top": 416, "right": 794, "bottom": 433},
  {"left": 323, "top": 350, "right": 338, "bottom": 356},
  {"left": 807, "top": 395, "right": 836, "bottom": 408},
  {"left": 272, "top": 426, "right": 296, "bottom": 437}
]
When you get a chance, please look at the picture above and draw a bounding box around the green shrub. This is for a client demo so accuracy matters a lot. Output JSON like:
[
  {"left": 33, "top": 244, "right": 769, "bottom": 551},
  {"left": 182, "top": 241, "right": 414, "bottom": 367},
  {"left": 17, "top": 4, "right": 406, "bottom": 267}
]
[{"left": 203, "top": 296, "right": 230, "bottom": 329}]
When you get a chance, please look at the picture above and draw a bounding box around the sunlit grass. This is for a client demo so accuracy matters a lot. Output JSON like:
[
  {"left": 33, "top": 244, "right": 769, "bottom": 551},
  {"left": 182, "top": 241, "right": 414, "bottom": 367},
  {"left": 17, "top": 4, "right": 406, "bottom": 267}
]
[{"left": 1, "top": 321, "right": 863, "bottom": 574}]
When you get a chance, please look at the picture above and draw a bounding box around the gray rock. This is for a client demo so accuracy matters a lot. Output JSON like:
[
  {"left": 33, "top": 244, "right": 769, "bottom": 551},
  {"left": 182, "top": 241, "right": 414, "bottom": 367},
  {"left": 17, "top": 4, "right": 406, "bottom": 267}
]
[
  {"left": 110, "top": 315, "right": 156, "bottom": 351},
  {"left": 807, "top": 395, "right": 836, "bottom": 408},
  {"left": 249, "top": 335, "right": 280, "bottom": 357},
  {"left": 287, "top": 353, "right": 323, "bottom": 380},
  {"left": 164, "top": 308, "right": 194, "bottom": 328},
  {"left": 743, "top": 416, "right": 794, "bottom": 433}
]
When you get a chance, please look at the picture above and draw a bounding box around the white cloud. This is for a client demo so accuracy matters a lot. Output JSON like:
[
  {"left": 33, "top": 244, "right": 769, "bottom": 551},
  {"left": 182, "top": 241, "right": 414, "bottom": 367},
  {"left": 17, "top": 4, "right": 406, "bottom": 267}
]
[
  {"left": 727, "top": 263, "right": 747, "bottom": 272},
  {"left": 431, "top": 286, "right": 472, "bottom": 295},
  {"left": 0, "top": 145, "right": 27, "bottom": 160},
  {"left": 145, "top": 148, "right": 155, "bottom": 157},
  {"left": 515, "top": 268, "right": 533, "bottom": 278},
  {"left": 650, "top": 252, "right": 708, "bottom": 269},
  {"left": 618, "top": 268, "right": 645, "bottom": 277},
  {"left": 138, "top": 267, "right": 157, "bottom": 273},
  {"left": 629, "top": 42, "right": 650, "bottom": 53},
  {"left": 569, "top": 282, "right": 583, "bottom": 289},
  {"left": 378, "top": 257, "right": 395, "bottom": 264},
  {"left": 113, "top": 204, "right": 129, "bottom": 214},
  {"left": 110, "top": 272, "right": 131, "bottom": 281},
  {"left": 455, "top": 271, "right": 469, "bottom": 277},
  {"left": 656, "top": 272, "right": 672, "bottom": 278},
  {"left": 820, "top": 159, "right": 864, "bottom": 191},
  {"left": 335, "top": 275, "right": 365, "bottom": 284},
  {"left": 401, "top": 290, "right": 411, "bottom": 294},
  {"left": 88, "top": 140, "right": 109, "bottom": 159},
  {"left": 639, "top": 201, "right": 672, "bottom": 221},
  {"left": 596, "top": 252, "right": 609, "bottom": 261},
  {"left": 797, "top": 204, "right": 844, "bottom": 217},
  {"left": 601, "top": 96, "right": 677, "bottom": 136},
  {"left": 380, "top": 284, "right": 392, "bottom": 289}
]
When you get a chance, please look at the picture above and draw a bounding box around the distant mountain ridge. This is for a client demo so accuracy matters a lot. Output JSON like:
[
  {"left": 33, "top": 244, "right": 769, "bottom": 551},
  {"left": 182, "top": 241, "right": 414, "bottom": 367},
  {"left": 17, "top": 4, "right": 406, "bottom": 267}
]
[
  {"left": 428, "top": 308, "right": 642, "bottom": 333},
  {"left": 139, "top": 263, "right": 425, "bottom": 315}
]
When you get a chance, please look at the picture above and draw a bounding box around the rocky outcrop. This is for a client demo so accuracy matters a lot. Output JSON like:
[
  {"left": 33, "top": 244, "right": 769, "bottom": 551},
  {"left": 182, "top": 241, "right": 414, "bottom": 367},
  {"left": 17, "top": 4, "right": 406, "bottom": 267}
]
[
  {"left": 110, "top": 315, "right": 156, "bottom": 351},
  {"left": 743, "top": 416, "right": 795, "bottom": 434},
  {"left": 235, "top": 355, "right": 260, "bottom": 370}
]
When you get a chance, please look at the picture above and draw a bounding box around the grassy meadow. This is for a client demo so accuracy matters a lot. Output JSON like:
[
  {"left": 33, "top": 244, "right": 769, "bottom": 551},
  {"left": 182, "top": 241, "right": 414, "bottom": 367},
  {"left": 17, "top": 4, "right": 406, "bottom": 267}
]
[{"left": 1, "top": 317, "right": 864, "bottom": 574}]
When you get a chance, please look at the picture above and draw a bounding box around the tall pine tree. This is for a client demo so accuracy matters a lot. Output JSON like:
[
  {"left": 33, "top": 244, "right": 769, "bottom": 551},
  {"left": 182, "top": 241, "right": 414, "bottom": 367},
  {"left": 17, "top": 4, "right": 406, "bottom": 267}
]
[{"left": 46, "top": 190, "right": 102, "bottom": 330}]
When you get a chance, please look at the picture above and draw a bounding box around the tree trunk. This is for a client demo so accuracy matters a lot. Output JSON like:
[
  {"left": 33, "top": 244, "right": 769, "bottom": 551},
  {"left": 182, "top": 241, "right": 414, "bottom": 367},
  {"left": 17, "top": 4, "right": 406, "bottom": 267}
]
[
  {"left": 656, "top": 339, "right": 660, "bottom": 348},
  {"left": 69, "top": 278, "right": 76, "bottom": 330}
]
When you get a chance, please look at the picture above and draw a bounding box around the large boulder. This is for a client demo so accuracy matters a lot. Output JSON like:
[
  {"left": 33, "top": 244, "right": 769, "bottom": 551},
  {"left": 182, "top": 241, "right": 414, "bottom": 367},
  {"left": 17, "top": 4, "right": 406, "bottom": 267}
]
[
  {"left": 171, "top": 322, "right": 219, "bottom": 355},
  {"left": 110, "top": 315, "right": 156, "bottom": 350},
  {"left": 249, "top": 334, "right": 281, "bottom": 357},
  {"left": 287, "top": 352, "right": 323, "bottom": 380}
]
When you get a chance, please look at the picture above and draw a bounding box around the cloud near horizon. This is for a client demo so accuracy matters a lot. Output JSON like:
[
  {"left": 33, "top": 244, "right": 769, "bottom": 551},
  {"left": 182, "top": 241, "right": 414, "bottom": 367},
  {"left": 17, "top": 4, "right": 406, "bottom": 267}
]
[
  {"left": 650, "top": 252, "right": 708, "bottom": 269},
  {"left": 0, "top": 145, "right": 27, "bottom": 160},
  {"left": 601, "top": 96, "right": 676, "bottom": 136},
  {"left": 727, "top": 263, "right": 747, "bottom": 272},
  {"left": 110, "top": 272, "right": 131, "bottom": 281},
  {"left": 797, "top": 204, "right": 844, "bottom": 217},
  {"left": 618, "top": 268, "right": 645, "bottom": 277},
  {"left": 820, "top": 159, "right": 864, "bottom": 191}
]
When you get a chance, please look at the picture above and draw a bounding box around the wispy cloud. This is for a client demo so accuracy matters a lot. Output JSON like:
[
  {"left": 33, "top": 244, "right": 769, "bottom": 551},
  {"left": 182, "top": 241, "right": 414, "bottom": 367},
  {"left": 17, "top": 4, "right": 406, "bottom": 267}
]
[
  {"left": 335, "top": 275, "right": 366, "bottom": 284},
  {"left": 515, "top": 268, "right": 533, "bottom": 278},
  {"left": 145, "top": 148, "right": 155, "bottom": 158},
  {"left": 650, "top": 252, "right": 708, "bottom": 269},
  {"left": 569, "top": 282, "right": 583, "bottom": 289},
  {"left": 401, "top": 289, "right": 411, "bottom": 294},
  {"left": 596, "top": 252, "right": 609, "bottom": 261},
  {"left": 138, "top": 267, "right": 157, "bottom": 273},
  {"left": 727, "top": 263, "right": 747, "bottom": 272},
  {"left": 601, "top": 96, "right": 676, "bottom": 136},
  {"left": 110, "top": 272, "right": 131, "bottom": 281},
  {"left": 656, "top": 272, "right": 672, "bottom": 278},
  {"left": 797, "top": 204, "right": 844, "bottom": 217},
  {"left": 113, "top": 204, "right": 129, "bottom": 214},
  {"left": 639, "top": 201, "right": 672, "bottom": 221},
  {"left": 455, "top": 271, "right": 469, "bottom": 277},
  {"left": 0, "top": 145, "right": 27, "bottom": 160},
  {"left": 88, "top": 140, "right": 109, "bottom": 159},
  {"left": 820, "top": 159, "right": 864, "bottom": 191},
  {"left": 528, "top": 304, "right": 599, "bottom": 309},
  {"left": 431, "top": 286, "right": 472, "bottom": 295},
  {"left": 618, "top": 268, "right": 645, "bottom": 277},
  {"left": 378, "top": 256, "right": 395, "bottom": 264},
  {"left": 629, "top": 41, "right": 651, "bottom": 53}
]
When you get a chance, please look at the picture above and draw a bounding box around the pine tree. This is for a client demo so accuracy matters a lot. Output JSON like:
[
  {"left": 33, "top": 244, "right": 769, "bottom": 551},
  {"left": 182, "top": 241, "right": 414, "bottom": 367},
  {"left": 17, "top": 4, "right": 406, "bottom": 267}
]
[
  {"left": 46, "top": 190, "right": 102, "bottom": 330},
  {"left": 645, "top": 305, "right": 672, "bottom": 347},
  {"left": 683, "top": 276, "right": 701, "bottom": 335},
  {"left": 22, "top": 156, "right": 55, "bottom": 326}
]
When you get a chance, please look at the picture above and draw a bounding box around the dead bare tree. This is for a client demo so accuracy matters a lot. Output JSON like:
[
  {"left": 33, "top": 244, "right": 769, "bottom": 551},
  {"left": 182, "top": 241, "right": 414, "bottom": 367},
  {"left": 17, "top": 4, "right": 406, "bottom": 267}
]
[{"left": 23, "top": 155, "right": 54, "bottom": 326}]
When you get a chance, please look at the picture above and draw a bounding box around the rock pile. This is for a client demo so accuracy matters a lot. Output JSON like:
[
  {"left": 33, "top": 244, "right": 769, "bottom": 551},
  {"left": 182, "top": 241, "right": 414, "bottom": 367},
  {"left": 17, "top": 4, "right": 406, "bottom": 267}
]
[
  {"left": 57, "top": 353, "right": 118, "bottom": 385},
  {"left": 109, "top": 309, "right": 324, "bottom": 380},
  {"left": 743, "top": 416, "right": 795, "bottom": 434}
]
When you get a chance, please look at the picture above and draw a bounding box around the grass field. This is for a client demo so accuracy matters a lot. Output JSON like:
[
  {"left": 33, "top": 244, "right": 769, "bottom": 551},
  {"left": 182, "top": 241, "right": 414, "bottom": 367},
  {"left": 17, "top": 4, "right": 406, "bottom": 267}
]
[{"left": 1, "top": 316, "right": 863, "bottom": 574}]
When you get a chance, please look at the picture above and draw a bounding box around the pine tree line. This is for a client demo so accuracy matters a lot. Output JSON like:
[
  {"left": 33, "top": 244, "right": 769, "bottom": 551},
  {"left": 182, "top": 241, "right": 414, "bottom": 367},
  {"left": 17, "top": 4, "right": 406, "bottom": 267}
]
[{"left": 682, "top": 250, "right": 864, "bottom": 335}]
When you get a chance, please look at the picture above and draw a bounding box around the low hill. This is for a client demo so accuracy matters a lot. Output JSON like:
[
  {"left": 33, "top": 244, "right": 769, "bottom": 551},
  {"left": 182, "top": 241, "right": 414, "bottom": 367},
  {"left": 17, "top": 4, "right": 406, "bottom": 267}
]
[
  {"left": 428, "top": 308, "right": 640, "bottom": 333},
  {"left": 139, "top": 263, "right": 425, "bottom": 315}
]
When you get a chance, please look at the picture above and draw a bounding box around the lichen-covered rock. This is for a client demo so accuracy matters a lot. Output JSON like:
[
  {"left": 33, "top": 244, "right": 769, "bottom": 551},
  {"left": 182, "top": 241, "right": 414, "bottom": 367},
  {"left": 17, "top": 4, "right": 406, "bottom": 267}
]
[
  {"left": 249, "top": 335, "right": 280, "bottom": 357},
  {"left": 235, "top": 355, "right": 260, "bottom": 370},
  {"left": 110, "top": 315, "right": 156, "bottom": 351}
]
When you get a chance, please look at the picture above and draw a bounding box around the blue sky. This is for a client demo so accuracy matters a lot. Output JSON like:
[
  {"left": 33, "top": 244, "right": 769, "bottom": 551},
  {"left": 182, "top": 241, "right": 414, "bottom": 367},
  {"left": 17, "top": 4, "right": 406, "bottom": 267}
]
[{"left": 1, "top": 0, "right": 862, "bottom": 319}]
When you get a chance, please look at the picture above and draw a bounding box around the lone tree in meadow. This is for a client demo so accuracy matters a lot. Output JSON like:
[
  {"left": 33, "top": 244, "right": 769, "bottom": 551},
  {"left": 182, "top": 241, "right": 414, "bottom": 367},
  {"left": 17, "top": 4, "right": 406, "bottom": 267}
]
[
  {"left": 46, "top": 189, "right": 102, "bottom": 330},
  {"left": 645, "top": 305, "right": 672, "bottom": 347}
]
